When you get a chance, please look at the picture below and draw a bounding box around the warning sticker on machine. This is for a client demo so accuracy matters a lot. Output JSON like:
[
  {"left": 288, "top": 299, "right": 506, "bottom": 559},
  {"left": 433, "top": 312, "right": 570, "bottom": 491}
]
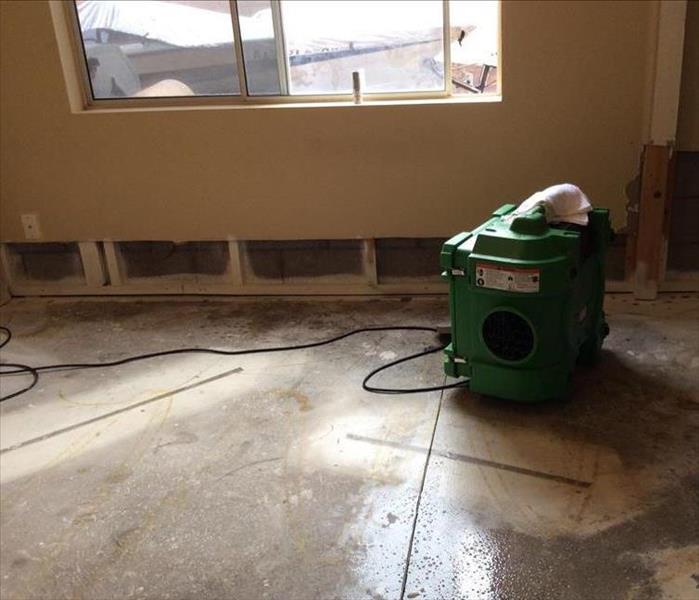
[{"left": 475, "top": 263, "right": 540, "bottom": 293}]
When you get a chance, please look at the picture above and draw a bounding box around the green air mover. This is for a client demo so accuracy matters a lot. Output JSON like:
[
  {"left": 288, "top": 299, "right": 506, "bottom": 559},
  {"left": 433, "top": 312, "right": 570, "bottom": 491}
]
[{"left": 441, "top": 204, "right": 612, "bottom": 402}]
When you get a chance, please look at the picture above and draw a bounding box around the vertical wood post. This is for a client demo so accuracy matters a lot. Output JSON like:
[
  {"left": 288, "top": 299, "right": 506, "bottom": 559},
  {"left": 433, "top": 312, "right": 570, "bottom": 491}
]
[
  {"left": 78, "top": 241, "right": 107, "bottom": 287},
  {"left": 632, "top": 0, "right": 687, "bottom": 298},
  {"left": 634, "top": 145, "right": 672, "bottom": 299},
  {"left": 102, "top": 241, "right": 124, "bottom": 286},
  {"left": 227, "top": 240, "right": 245, "bottom": 287},
  {"left": 0, "top": 245, "right": 12, "bottom": 303},
  {"left": 361, "top": 239, "right": 378, "bottom": 286}
]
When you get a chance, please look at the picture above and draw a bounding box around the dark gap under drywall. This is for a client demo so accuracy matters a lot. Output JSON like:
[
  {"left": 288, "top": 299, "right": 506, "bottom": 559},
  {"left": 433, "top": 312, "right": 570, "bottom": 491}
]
[
  {"left": 606, "top": 233, "right": 627, "bottom": 281},
  {"left": 667, "top": 152, "right": 699, "bottom": 272},
  {"left": 245, "top": 240, "right": 364, "bottom": 281},
  {"left": 7, "top": 243, "right": 84, "bottom": 282},
  {"left": 376, "top": 238, "right": 444, "bottom": 281},
  {"left": 118, "top": 242, "right": 229, "bottom": 279}
]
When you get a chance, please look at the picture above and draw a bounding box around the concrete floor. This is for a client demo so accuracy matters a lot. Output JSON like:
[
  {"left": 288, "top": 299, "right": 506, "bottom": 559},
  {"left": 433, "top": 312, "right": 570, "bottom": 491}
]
[{"left": 0, "top": 294, "right": 697, "bottom": 600}]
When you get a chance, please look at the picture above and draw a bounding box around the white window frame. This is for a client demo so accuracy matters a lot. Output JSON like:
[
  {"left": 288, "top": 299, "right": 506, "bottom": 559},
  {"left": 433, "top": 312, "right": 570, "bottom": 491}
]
[{"left": 64, "top": 0, "right": 501, "bottom": 109}]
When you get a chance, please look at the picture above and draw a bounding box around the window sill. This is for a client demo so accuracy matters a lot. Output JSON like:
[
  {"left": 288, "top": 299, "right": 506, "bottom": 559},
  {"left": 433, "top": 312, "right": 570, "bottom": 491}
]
[{"left": 75, "top": 93, "right": 502, "bottom": 114}]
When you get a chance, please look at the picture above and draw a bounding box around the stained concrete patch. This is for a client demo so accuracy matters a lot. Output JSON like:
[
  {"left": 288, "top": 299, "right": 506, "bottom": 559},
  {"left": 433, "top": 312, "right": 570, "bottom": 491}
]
[
  {"left": 403, "top": 294, "right": 699, "bottom": 599},
  {"left": 0, "top": 297, "right": 446, "bottom": 599},
  {"left": 405, "top": 476, "right": 699, "bottom": 600},
  {"left": 0, "top": 294, "right": 697, "bottom": 599},
  {"left": 630, "top": 544, "right": 699, "bottom": 600}
]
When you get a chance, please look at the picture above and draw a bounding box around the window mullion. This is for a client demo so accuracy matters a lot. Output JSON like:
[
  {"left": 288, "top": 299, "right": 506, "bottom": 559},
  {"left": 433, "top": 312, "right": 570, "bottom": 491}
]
[
  {"left": 228, "top": 0, "right": 249, "bottom": 99},
  {"left": 443, "top": 0, "right": 452, "bottom": 95},
  {"left": 273, "top": 1, "right": 291, "bottom": 96}
]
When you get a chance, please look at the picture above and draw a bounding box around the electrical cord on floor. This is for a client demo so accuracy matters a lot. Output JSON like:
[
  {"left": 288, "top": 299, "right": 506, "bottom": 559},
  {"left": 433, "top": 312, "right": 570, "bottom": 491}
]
[
  {"left": 0, "top": 326, "right": 39, "bottom": 401},
  {"left": 0, "top": 324, "right": 468, "bottom": 402},
  {"left": 362, "top": 345, "right": 469, "bottom": 394}
]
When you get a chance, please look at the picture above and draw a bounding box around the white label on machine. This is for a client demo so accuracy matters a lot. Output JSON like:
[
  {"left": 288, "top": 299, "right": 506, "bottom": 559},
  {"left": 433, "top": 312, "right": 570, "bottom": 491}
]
[{"left": 475, "top": 263, "right": 540, "bottom": 293}]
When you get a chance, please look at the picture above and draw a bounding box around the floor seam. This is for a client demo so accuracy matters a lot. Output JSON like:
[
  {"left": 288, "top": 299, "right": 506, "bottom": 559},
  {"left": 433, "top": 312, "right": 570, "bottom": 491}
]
[
  {"left": 0, "top": 367, "right": 243, "bottom": 454},
  {"left": 346, "top": 433, "right": 592, "bottom": 489},
  {"left": 399, "top": 380, "right": 445, "bottom": 600}
]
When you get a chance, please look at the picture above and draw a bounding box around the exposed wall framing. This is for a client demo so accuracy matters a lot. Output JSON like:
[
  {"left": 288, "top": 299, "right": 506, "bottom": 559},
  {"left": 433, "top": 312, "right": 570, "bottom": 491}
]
[
  {"left": 2, "top": 236, "right": 692, "bottom": 298},
  {"left": 631, "top": 0, "right": 690, "bottom": 299},
  {"left": 1, "top": 239, "right": 446, "bottom": 297}
]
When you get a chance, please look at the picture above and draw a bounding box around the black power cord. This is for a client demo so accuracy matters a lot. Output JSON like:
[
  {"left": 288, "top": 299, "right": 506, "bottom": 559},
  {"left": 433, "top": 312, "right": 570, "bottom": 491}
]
[
  {"left": 0, "top": 326, "right": 39, "bottom": 401},
  {"left": 0, "top": 325, "right": 468, "bottom": 402},
  {"left": 362, "top": 345, "right": 469, "bottom": 394}
]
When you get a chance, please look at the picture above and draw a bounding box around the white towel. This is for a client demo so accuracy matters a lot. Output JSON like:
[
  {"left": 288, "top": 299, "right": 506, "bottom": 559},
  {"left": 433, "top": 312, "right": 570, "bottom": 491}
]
[{"left": 510, "top": 183, "right": 592, "bottom": 226}]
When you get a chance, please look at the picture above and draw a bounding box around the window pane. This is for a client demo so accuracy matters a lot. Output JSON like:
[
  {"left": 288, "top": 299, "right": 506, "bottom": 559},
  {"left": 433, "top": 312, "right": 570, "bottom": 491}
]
[
  {"left": 280, "top": 1, "right": 445, "bottom": 95},
  {"left": 448, "top": 1, "right": 499, "bottom": 95},
  {"left": 238, "top": 0, "right": 283, "bottom": 95},
  {"left": 75, "top": 0, "right": 240, "bottom": 98}
]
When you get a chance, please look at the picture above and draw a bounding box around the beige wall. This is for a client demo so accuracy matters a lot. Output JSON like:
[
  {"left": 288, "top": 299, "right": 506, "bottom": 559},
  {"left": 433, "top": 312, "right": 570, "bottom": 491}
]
[
  {"left": 677, "top": 0, "right": 699, "bottom": 151},
  {"left": 1, "top": 0, "right": 658, "bottom": 242}
]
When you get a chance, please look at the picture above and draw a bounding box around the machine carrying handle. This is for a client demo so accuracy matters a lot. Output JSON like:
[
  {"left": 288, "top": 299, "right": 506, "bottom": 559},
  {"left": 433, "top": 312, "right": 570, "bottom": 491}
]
[{"left": 509, "top": 206, "right": 548, "bottom": 235}]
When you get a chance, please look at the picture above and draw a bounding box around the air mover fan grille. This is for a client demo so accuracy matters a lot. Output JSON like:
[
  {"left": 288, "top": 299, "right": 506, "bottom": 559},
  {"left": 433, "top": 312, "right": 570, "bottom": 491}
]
[{"left": 482, "top": 310, "right": 534, "bottom": 362}]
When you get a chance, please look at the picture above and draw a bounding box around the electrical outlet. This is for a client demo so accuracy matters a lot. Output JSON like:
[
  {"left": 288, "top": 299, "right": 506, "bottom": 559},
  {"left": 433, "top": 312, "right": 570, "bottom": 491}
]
[{"left": 21, "top": 214, "right": 42, "bottom": 240}]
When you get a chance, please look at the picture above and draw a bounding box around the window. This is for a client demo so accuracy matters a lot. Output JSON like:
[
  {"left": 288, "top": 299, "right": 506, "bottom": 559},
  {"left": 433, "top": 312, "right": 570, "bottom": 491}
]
[{"left": 71, "top": 0, "right": 499, "bottom": 105}]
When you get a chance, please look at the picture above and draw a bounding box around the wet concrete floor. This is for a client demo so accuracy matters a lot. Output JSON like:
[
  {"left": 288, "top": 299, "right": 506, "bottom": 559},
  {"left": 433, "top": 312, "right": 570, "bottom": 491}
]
[{"left": 0, "top": 294, "right": 697, "bottom": 599}]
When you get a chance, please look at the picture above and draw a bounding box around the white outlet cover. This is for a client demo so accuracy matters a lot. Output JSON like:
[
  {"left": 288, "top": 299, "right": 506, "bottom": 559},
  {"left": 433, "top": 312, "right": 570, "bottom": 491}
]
[{"left": 21, "top": 214, "right": 42, "bottom": 240}]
